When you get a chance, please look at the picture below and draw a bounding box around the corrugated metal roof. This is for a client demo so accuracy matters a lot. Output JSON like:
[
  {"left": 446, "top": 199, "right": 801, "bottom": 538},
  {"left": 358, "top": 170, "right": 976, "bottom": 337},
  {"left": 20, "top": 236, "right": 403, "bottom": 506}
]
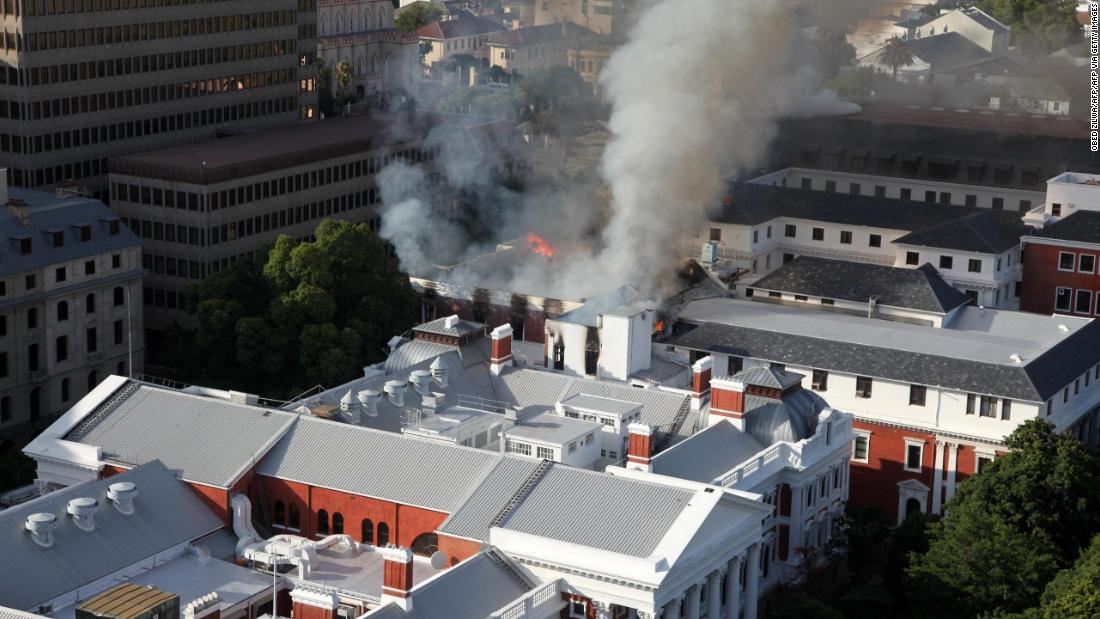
[
  {"left": 438, "top": 458, "right": 544, "bottom": 542},
  {"left": 257, "top": 417, "right": 504, "bottom": 512},
  {"left": 0, "top": 461, "right": 223, "bottom": 611},
  {"left": 0, "top": 608, "right": 46, "bottom": 619},
  {"left": 72, "top": 384, "right": 297, "bottom": 487},
  {"left": 499, "top": 466, "right": 693, "bottom": 557},
  {"left": 382, "top": 340, "right": 456, "bottom": 374},
  {"left": 651, "top": 422, "right": 766, "bottom": 484}
]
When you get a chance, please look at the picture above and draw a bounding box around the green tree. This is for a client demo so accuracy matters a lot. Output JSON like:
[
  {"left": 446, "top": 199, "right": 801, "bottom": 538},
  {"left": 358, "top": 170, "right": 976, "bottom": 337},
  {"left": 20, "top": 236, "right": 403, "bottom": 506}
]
[
  {"left": 975, "top": 0, "right": 1080, "bottom": 52},
  {"left": 161, "top": 220, "right": 419, "bottom": 399},
  {"left": 907, "top": 419, "right": 1100, "bottom": 617},
  {"left": 333, "top": 59, "right": 352, "bottom": 101},
  {"left": 316, "top": 57, "right": 336, "bottom": 117},
  {"left": 395, "top": 2, "right": 442, "bottom": 33},
  {"left": 880, "top": 36, "right": 915, "bottom": 82},
  {"left": 1039, "top": 534, "right": 1100, "bottom": 619}
]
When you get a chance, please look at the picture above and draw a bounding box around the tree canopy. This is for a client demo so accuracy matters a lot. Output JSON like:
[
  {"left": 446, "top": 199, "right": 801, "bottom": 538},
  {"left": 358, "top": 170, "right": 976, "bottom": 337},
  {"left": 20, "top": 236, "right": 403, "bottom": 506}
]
[
  {"left": 918, "top": 0, "right": 1080, "bottom": 52},
  {"left": 1039, "top": 534, "right": 1100, "bottom": 619},
  {"left": 881, "top": 36, "right": 915, "bottom": 81},
  {"left": 395, "top": 2, "right": 442, "bottom": 33},
  {"left": 906, "top": 419, "right": 1100, "bottom": 617},
  {"left": 161, "top": 220, "right": 419, "bottom": 399}
]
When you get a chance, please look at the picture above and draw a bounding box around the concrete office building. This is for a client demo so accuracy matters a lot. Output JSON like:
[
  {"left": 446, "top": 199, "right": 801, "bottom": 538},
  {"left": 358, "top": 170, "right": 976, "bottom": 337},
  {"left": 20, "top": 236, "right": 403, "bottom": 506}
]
[
  {"left": 0, "top": 179, "right": 143, "bottom": 439},
  {"left": 108, "top": 111, "right": 504, "bottom": 332},
  {"left": 0, "top": 0, "right": 319, "bottom": 200}
]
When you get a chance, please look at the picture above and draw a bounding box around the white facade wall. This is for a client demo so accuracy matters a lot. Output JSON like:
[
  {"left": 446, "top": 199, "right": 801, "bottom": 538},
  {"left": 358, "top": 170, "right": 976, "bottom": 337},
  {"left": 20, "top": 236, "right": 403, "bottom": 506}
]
[
  {"left": 747, "top": 292, "right": 949, "bottom": 327},
  {"left": 489, "top": 40, "right": 571, "bottom": 75},
  {"left": 1045, "top": 172, "right": 1100, "bottom": 220},
  {"left": 750, "top": 167, "right": 1044, "bottom": 212},
  {"left": 892, "top": 243, "right": 1021, "bottom": 309}
]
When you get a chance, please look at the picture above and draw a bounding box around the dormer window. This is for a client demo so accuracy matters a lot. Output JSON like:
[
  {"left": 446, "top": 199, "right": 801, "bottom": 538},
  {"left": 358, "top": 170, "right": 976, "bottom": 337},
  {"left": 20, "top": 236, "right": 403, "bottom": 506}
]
[
  {"left": 80, "top": 225, "right": 91, "bottom": 242},
  {"left": 17, "top": 237, "right": 30, "bottom": 255},
  {"left": 51, "top": 231, "right": 64, "bottom": 247}
]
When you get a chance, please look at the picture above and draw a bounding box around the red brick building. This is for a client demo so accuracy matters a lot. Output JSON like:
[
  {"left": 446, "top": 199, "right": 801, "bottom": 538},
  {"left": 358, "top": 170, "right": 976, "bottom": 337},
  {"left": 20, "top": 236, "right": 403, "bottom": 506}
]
[{"left": 1021, "top": 211, "right": 1100, "bottom": 317}]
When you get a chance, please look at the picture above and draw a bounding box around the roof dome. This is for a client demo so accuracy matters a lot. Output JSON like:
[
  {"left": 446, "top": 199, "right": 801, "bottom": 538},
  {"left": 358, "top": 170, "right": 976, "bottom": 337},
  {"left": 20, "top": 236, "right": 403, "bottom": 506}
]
[{"left": 742, "top": 389, "right": 827, "bottom": 445}]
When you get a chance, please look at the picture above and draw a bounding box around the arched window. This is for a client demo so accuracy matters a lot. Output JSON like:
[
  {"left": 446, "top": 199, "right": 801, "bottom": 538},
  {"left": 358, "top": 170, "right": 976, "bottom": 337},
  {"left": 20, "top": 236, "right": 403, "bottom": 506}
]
[
  {"left": 320, "top": 13, "right": 328, "bottom": 36},
  {"left": 376, "top": 522, "right": 390, "bottom": 546},
  {"left": 332, "top": 512, "right": 344, "bottom": 534},
  {"left": 57, "top": 300, "right": 68, "bottom": 321},
  {"left": 317, "top": 509, "right": 330, "bottom": 535},
  {"left": 361, "top": 519, "right": 374, "bottom": 544},
  {"left": 113, "top": 286, "right": 125, "bottom": 306},
  {"left": 410, "top": 533, "right": 438, "bottom": 556},
  {"left": 87, "top": 370, "right": 98, "bottom": 392},
  {"left": 274, "top": 500, "right": 286, "bottom": 527},
  {"left": 85, "top": 293, "right": 96, "bottom": 314},
  {"left": 289, "top": 504, "right": 301, "bottom": 529}
]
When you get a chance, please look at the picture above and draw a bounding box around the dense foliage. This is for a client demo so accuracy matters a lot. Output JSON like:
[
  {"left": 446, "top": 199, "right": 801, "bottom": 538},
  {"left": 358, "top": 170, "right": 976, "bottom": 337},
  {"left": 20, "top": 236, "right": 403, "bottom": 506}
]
[
  {"left": 161, "top": 220, "right": 419, "bottom": 400},
  {"left": 920, "top": 0, "right": 1080, "bottom": 52},
  {"left": 395, "top": 3, "right": 442, "bottom": 33},
  {"left": 769, "top": 419, "right": 1100, "bottom": 619}
]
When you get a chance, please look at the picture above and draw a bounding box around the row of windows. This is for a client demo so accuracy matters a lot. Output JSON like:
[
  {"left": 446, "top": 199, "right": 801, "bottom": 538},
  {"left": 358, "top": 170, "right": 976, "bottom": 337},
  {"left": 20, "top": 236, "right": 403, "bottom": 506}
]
[
  {"left": 802, "top": 177, "right": 1035, "bottom": 211},
  {"left": 1058, "top": 251, "right": 1099, "bottom": 274},
  {"left": 12, "top": 223, "right": 121, "bottom": 258},
  {"left": 271, "top": 501, "right": 392, "bottom": 546},
  {"left": 801, "top": 149, "right": 1045, "bottom": 189},
  {"left": 13, "top": 289, "right": 125, "bottom": 331},
  {"left": 852, "top": 433, "right": 996, "bottom": 476},
  {"left": 17, "top": 0, "right": 247, "bottom": 17},
  {"left": 116, "top": 148, "right": 438, "bottom": 214},
  {"left": 18, "top": 11, "right": 295, "bottom": 52},
  {"left": 905, "top": 249, "right": 1014, "bottom": 274},
  {"left": 1054, "top": 287, "right": 1100, "bottom": 316},
  {"left": 0, "top": 253, "right": 123, "bottom": 299},
  {"left": 3, "top": 94, "right": 294, "bottom": 156},
  {"left": 804, "top": 366, "right": 1012, "bottom": 417},
  {"left": 0, "top": 320, "right": 124, "bottom": 376},
  {"left": 5, "top": 47, "right": 294, "bottom": 114}
]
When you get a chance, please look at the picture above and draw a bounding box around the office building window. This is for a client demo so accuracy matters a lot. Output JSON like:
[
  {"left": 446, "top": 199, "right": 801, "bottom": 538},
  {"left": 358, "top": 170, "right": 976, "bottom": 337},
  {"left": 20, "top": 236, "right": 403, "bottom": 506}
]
[
  {"left": 812, "top": 227, "right": 824, "bottom": 241},
  {"left": 1055, "top": 287, "right": 1072, "bottom": 312},
  {"left": 1059, "top": 252, "right": 1076, "bottom": 271},
  {"left": 904, "top": 441, "right": 923, "bottom": 472},
  {"left": 906, "top": 251, "right": 919, "bottom": 265},
  {"left": 909, "top": 385, "right": 926, "bottom": 406},
  {"left": 1081, "top": 255, "right": 1096, "bottom": 273},
  {"left": 939, "top": 256, "right": 953, "bottom": 269},
  {"left": 1076, "top": 289, "right": 1093, "bottom": 314},
  {"left": 968, "top": 259, "right": 981, "bottom": 273},
  {"left": 812, "top": 370, "right": 828, "bottom": 391},
  {"left": 855, "top": 376, "right": 872, "bottom": 398}
]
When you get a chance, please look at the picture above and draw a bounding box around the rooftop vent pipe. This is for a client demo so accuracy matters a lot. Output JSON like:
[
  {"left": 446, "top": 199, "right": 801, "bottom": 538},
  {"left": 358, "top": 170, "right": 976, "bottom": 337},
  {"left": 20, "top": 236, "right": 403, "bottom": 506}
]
[
  {"left": 107, "top": 481, "right": 138, "bottom": 515},
  {"left": 443, "top": 315, "right": 460, "bottom": 329},
  {"left": 409, "top": 370, "right": 433, "bottom": 396},
  {"left": 430, "top": 357, "right": 448, "bottom": 388},
  {"left": 25, "top": 512, "right": 58, "bottom": 548},
  {"left": 384, "top": 380, "right": 407, "bottom": 408},
  {"left": 67, "top": 497, "right": 98, "bottom": 532},
  {"left": 358, "top": 390, "right": 381, "bottom": 418},
  {"left": 340, "top": 389, "right": 357, "bottom": 413}
]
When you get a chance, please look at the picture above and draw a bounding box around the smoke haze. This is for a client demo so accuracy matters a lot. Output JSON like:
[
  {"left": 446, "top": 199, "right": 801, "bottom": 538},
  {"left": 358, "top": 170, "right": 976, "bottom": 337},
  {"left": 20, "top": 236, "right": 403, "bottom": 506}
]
[{"left": 379, "top": 0, "right": 859, "bottom": 300}]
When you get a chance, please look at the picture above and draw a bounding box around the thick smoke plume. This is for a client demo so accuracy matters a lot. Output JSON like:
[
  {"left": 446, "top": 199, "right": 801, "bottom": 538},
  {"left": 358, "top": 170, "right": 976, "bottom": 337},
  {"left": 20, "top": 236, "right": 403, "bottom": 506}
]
[{"left": 380, "top": 0, "right": 858, "bottom": 300}]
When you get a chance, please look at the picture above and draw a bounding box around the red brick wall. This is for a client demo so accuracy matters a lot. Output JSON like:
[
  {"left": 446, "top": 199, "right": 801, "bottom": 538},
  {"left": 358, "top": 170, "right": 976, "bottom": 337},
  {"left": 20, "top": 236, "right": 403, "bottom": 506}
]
[
  {"left": 292, "top": 602, "right": 334, "bottom": 619},
  {"left": 849, "top": 421, "right": 936, "bottom": 521},
  {"left": 711, "top": 387, "right": 744, "bottom": 416},
  {"left": 100, "top": 464, "right": 129, "bottom": 478},
  {"left": 491, "top": 334, "right": 512, "bottom": 362},
  {"left": 560, "top": 594, "right": 596, "bottom": 619},
  {"left": 437, "top": 534, "right": 483, "bottom": 566},
  {"left": 186, "top": 481, "right": 231, "bottom": 525},
  {"left": 257, "top": 475, "right": 447, "bottom": 547},
  {"left": 692, "top": 367, "right": 712, "bottom": 397},
  {"left": 1021, "top": 242, "right": 1100, "bottom": 315}
]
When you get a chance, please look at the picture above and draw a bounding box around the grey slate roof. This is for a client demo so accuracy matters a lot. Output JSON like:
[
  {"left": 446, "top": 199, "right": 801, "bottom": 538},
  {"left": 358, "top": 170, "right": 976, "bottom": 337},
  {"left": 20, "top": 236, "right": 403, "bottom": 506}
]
[
  {"left": 1029, "top": 211, "right": 1100, "bottom": 244},
  {"left": 672, "top": 299, "right": 1100, "bottom": 401},
  {"left": 903, "top": 32, "right": 990, "bottom": 69},
  {"left": 258, "top": 417, "right": 504, "bottom": 512},
  {"left": 749, "top": 256, "right": 970, "bottom": 313},
  {"left": 731, "top": 367, "right": 805, "bottom": 391},
  {"left": 413, "top": 316, "right": 484, "bottom": 338},
  {"left": 366, "top": 552, "right": 533, "bottom": 619},
  {"left": 0, "top": 188, "right": 139, "bottom": 278},
  {"left": 498, "top": 465, "right": 692, "bottom": 557},
  {"left": 437, "top": 457, "right": 544, "bottom": 542},
  {"left": 715, "top": 184, "right": 1030, "bottom": 253},
  {"left": 650, "top": 422, "right": 766, "bottom": 484},
  {"left": 893, "top": 211, "right": 1027, "bottom": 253},
  {"left": 0, "top": 461, "right": 223, "bottom": 611},
  {"left": 70, "top": 383, "right": 297, "bottom": 487}
]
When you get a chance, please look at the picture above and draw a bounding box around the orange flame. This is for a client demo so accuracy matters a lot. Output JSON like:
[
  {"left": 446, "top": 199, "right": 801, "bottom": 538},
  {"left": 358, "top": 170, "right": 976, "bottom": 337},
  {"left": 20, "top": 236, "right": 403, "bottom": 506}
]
[
  {"left": 654, "top": 320, "right": 666, "bottom": 334},
  {"left": 527, "top": 232, "right": 555, "bottom": 258}
]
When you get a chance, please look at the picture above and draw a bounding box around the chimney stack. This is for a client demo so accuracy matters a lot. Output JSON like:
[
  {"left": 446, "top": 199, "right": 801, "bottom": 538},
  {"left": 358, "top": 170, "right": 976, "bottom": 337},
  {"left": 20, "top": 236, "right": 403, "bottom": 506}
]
[
  {"left": 290, "top": 587, "right": 339, "bottom": 619},
  {"left": 626, "top": 423, "right": 654, "bottom": 472},
  {"left": 380, "top": 546, "right": 415, "bottom": 611},
  {"left": 709, "top": 376, "right": 746, "bottom": 429},
  {"left": 490, "top": 324, "right": 514, "bottom": 375},
  {"left": 690, "top": 356, "right": 712, "bottom": 411}
]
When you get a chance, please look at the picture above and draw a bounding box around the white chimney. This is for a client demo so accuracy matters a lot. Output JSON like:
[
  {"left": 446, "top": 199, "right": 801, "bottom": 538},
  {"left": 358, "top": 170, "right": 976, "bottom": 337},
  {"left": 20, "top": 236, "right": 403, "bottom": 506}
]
[
  {"left": 443, "top": 315, "right": 460, "bottom": 329},
  {"left": 409, "top": 370, "right": 433, "bottom": 396},
  {"left": 67, "top": 497, "right": 98, "bottom": 532},
  {"left": 25, "top": 512, "right": 58, "bottom": 548},
  {"left": 430, "top": 357, "right": 448, "bottom": 388},
  {"left": 340, "top": 389, "right": 357, "bottom": 414},
  {"left": 358, "top": 390, "right": 381, "bottom": 418},
  {"left": 107, "top": 481, "right": 138, "bottom": 515},
  {"left": 384, "top": 380, "right": 408, "bottom": 407}
]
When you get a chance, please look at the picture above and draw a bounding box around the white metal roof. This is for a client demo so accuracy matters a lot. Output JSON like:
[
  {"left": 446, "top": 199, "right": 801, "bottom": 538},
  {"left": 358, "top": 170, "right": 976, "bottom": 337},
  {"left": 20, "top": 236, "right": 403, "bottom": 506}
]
[
  {"left": 437, "top": 457, "right": 544, "bottom": 542},
  {"left": 257, "top": 417, "right": 505, "bottom": 513},
  {"left": 0, "top": 461, "right": 223, "bottom": 611},
  {"left": 69, "top": 383, "right": 297, "bottom": 487},
  {"left": 503, "top": 412, "right": 601, "bottom": 445}
]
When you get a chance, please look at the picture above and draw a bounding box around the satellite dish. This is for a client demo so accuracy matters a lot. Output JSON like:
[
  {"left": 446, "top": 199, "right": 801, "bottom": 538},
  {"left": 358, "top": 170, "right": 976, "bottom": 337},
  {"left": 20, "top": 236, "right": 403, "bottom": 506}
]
[{"left": 429, "top": 550, "right": 449, "bottom": 570}]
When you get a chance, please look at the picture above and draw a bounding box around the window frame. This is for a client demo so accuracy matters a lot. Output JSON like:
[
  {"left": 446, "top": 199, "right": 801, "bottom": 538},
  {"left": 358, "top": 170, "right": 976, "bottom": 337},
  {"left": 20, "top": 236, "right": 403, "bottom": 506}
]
[
  {"left": 903, "top": 439, "right": 924, "bottom": 472},
  {"left": 909, "top": 384, "right": 927, "bottom": 406},
  {"left": 811, "top": 369, "right": 828, "bottom": 391},
  {"left": 1059, "top": 251, "right": 1077, "bottom": 272},
  {"left": 852, "top": 431, "right": 870, "bottom": 463},
  {"left": 1075, "top": 288, "right": 1093, "bottom": 315},
  {"left": 855, "top": 376, "right": 873, "bottom": 398},
  {"left": 1081, "top": 254, "right": 1097, "bottom": 274},
  {"left": 906, "top": 251, "right": 919, "bottom": 266},
  {"left": 1055, "top": 287, "right": 1072, "bottom": 312}
]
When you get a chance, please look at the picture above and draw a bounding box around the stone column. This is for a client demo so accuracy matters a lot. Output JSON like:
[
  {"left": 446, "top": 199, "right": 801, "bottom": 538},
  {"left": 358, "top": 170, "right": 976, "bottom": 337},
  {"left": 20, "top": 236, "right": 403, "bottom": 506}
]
[
  {"left": 706, "top": 570, "right": 722, "bottom": 619},
  {"left": 945, "top": 443, "right": 960, "bottom": 503},
  {"left": 725, "top": 556, "right": 742, "bottom": 619},
  {"left": 744, "top": 544, "right": 761, "bottom": 619},
  {"left": 684, "top": 584, "right": 702, "bottom": 619},
  {"left": 931, "top": 440, "right": 946, "bottom": 514},
  {"left": 664, "top": 598, "right": 682, "bottom": 619}
]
